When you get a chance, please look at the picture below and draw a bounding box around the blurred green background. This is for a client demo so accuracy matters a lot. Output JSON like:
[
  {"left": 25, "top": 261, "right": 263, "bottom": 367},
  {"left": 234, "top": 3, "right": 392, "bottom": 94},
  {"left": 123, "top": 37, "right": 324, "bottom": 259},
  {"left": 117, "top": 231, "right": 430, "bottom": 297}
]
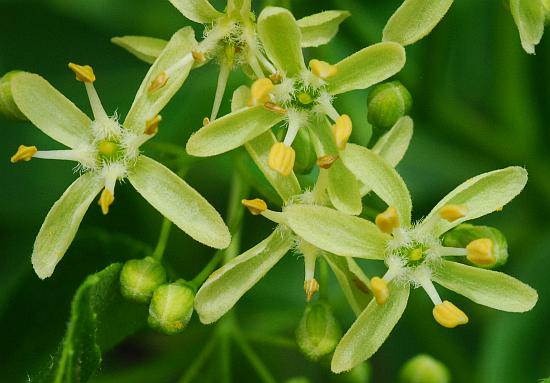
[{"left": 0, "top": 0, "right": 549, "bottom": 382}]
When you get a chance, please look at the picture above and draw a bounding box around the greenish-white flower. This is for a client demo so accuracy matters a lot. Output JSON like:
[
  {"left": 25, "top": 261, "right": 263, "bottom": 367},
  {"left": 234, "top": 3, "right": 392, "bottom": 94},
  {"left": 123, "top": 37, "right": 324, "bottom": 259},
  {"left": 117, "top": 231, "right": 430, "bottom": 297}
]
[
  {"left": 7, "top": 28, "right": 230, "bottom": 279},
  {"left": 282, "top": 149, "right": 537, "bottom": 372},
  {"left": 510, "top": 0, "right": 549, "bottom": 54},
  {"left": 112, "top": 0, "right": 349, "bottom": 121}
]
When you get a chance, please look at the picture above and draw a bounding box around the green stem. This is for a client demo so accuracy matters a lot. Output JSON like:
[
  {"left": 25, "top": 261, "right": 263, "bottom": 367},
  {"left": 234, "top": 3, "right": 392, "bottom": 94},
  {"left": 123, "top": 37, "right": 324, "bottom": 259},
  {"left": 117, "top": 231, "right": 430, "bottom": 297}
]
[
  {"left": 178, "top": 336, "right": 218, "bottom": 383},
  {"left": 219, "top": 331, "right": 232, "bottom": 383},
  {"left": 188, "top": 250, "right": 224, "bottom": 290},
  {"left": 223, "top": 169, "right": 249, "bottom": 264},
  {"left": 233, "top": 329, "right": 277, "bottom": 383},
  {"left": 319, "top": 257, "right": 329, "bottom": 300},
  {"left": 152, "top": 217, "right": 172, "bottom": 261},
  {"left": 244, "top": 333, "right": 297, "bottom": 349}
]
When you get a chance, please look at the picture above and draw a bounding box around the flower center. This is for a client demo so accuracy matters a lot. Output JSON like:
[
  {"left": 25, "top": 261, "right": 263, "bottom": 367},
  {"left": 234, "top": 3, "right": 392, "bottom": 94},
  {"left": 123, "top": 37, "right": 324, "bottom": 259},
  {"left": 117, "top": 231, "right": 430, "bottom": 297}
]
[
  {"left": 97, "top": 139, "right": 124, "bottom": 163},
  {"left": 288, "top": 82, "right": 321, "bottom": 110}
]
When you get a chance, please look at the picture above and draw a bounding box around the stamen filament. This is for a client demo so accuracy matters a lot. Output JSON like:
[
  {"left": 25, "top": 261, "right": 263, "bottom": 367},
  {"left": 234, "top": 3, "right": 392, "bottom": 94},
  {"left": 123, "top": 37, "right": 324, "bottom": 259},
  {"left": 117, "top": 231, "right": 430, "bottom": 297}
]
[
  {"left": 439, "top": 246, "right": 468, "bottom": 257},
  {"left": 261, "top": 209, "right": 287, "bottom": 225},
  {"left": 248, "top": 53, "right": 265, "bottom": 79},
  {"left": 255, "top": 51, "right": 276, "bottom": 74},
  {"left": 417, "top": 273, "right": 442, "bottom": 305},
  {"left": 319, "top": 99, "right": 340, "bottom": 122},
  {"left": 84, "top": 83, "right": 109, "bottom": 122},
  {"left": 210, "top": 63, "right": 231, "bottom": 121},
  {"left": 33, "top": 149, "right": 84, "bottom": 162},
  {"left": 283, "top": 114, "right": 301, "bottom": 146}
]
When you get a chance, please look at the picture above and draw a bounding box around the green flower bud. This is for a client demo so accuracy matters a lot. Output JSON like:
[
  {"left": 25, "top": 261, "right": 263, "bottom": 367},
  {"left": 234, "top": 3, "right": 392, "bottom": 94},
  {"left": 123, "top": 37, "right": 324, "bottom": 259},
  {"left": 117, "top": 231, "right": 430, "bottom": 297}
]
[
  {"left": 330, "top": 362, "right": 370, "bottom": 383},
  {"left": 296, "top": 301, "right": 342, "bottom": 361},
  {"left": 148, "top": 280, "right": 194, "bottom": 335},
  {"left": 119, "top": 257, "right": 167, "bottom": 303},
  {"left": 399, "top": 354, "right": 450, "bottom": 383},
  {"left": 292, "top": 128, "right": 317, "bottom": 174},
  {"left": 0, "top": 71, "right": 27, "bottom": 121},
  {"left": 442, "top": 223, "right": 508, "bottom": 268},
  {"left": 367, "top": 81, "right": 412, "bottom": 130}
]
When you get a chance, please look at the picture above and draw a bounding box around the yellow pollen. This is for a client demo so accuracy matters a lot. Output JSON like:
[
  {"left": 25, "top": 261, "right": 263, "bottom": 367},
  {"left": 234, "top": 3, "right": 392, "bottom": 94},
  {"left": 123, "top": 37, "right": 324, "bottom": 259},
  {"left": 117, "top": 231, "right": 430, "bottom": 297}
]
[
  {"left": 269, "top": 72, "right": 282, "bottom": 84},
  {"left": 241, "top": 198, "right": 267, "bottom": 215},
  {"left": 466, "top": 238, "right": 496, "bottom": 266},
  {"left": 203, "top": 117, "right": 210, "bottom": 126},
  {"left": 332, "top": 114, "right": 352, "bottom": 150},
  {"left": 432, "top": 300, "right": 469, "bottom": 328},
  {"left": 317, "top": 155, "right": 339, "bottom": 169},
  {"left": 11, "top": 145, "right": 37, "bottom": 163},
  {"left": 409, "top": 248, "right": 423, "bottom": 261},
  {"left": 303, "top": 278, "right": 320, "bottom": 301},
  {"left": 68, "top": 63, "right": 96, "bottom": 83},
  {"left": 439, "top": 204, "right": 468, "bottom": 222},
  {"left": 145, "top": 115, "right": 162, "bottom": 135},
  {"left": 97, "top": 140, "right": 118, "bottom": 157},
  {"left": 370, "top": 277, "right": 389, "bottom": 305},
  {"left": 250, "top": 78, "right": 274, "bottom": 106},
  {"left": 309, "top": 59, "right": 337, "bottom": 79},
  {"left": 148, "top": 72, "right": 168, "bottom": 93},
  {"left": 375, "top": 206, "right": 400, "bottom": 234},
  {"left": 268, "top": 142, "right": 295, "bottom": 176},
  {"left": 192, "top": 50, "right": 206, "bottom": 63},
  {"left": 98, "top": 188, "right": 115, "bottom": 215},
  {"left": 263, "top": 102, "right": 287, "bottom": 115}
]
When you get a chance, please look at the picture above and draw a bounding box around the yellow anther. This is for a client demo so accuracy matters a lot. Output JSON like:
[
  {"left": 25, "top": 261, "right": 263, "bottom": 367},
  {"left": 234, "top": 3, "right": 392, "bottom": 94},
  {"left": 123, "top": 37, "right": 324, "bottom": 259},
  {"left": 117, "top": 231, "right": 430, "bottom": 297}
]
[
  {"left": 268, "top": 142, "right": 295, "bottom": 176},
  {"left": 375, "top": 206, "right": 400, "bottom": 234},
  {"left": 145, "top": 115, "right": 162, "bottom": 135},
  {"left": 263, "top": 102, "right": 288, "bottom": 115},
  {"left": 269, "top": 72, "right": 282, "bottom": 84},
  {"left": 466, "top": 238, "right": 496, "bottom": 266},
  {"left": 370, "top": 277, "right": 389, "bottom": 305},
  {"left": 148, "top": 72, "right": 168, "bottom": 93},
  {"left": 409, "top": 248, "right": 423, "bottom": 262},
  {"left": 203, "top": 117, "right": 210, "bottom": 126},
  {"left": 98, "top": 188, "right": 114, "bottom": 215},
  {"left": 249, "top": 78, "right": 274, "bottom": 106},
  {"left": 432, "top": 300, "right": 469, "bottom": 328},
  {"left": 439, "top": 204, "right": 468, "bottom": 222},
  {"left": 303, "top": 278, "right": 320, "bottom": 302},
  {"left": 241, "top": 198, "right": 267, "bottom": 215},
  {"left": 332, "top": 114, "right": 352, "bottom": 150},
  {"left": 11, "top": 145, "right": 37, "bottom": 163},
  {"left": 309, "top": 59, "right": 337, "bottom": 79},
  {"left": 495, "top": 206, "right": 503, "bottom": 212},
  {"left": 68, "top": 63, "right": 96, "bottom": 83},
  {"left": 97, "top": 140, "right": 118, "bottom": 157},
  {"left": 317, "top": 155, "right": 339, "bottom": 169},
  {"left": 192, "top": 50, "right": 206, "bottom": 63}
]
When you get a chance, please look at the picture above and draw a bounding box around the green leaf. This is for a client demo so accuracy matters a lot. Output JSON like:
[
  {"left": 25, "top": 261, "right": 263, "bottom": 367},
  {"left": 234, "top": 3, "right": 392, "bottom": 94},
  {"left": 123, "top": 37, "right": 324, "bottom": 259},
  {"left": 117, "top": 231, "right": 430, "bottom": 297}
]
[
  {"left": 371, "top": 115, "right": 413, "bottom": 167},
  {"left": 258, "top": 7, "right": 306, "bottom": 77},
  {"left": 382, "top": 0, "right": 454, "bottom": 46},
  {"left": 186, "top": 106, "right": 284, "bottom": 156},
  {"left": 124, "top": 27, "right": 197, "bottom": 133},
  {"left": 284, "top": 205, "right": 389, "bottom": 260},
  {"left": 420, "top": 167, "right": 528, "bottom": 237},
  {"left": 331, "top": 283, "right": 410, "bottom": 373},
  {"left": 111, "top": 36, "right": 168, "bottom": 64},
  {"left": 128, "top": 155, "right": 230, "bottom": 249},
  {"left": 432, "top": 260, "right": 538, "bottom": 312},
  {"left": 168, "top": 0, "right": 222, "bottom": 23},
  {"left": 327, "top": 42, "right": 406, "bottom": 95},
  {"left": 32, "top": 173, "right": 103, "bottom": 279},
  {"left": 297, "top": 10, "right": 351, "bottom": 48},
  {"left": 11, "top": 72, "right": 92, "bottom": 148},
  {"left": 341, "top": 144, "right": 412, "bottom": 226},
  {"left": 510, "top": 0, "right": 546, "bottom": 54},
  {"left": 323, "top": 253, "right": 371, "bottom": 315},
  {"left": 195, "top": 229, "right": 293, "bottom": 324}
]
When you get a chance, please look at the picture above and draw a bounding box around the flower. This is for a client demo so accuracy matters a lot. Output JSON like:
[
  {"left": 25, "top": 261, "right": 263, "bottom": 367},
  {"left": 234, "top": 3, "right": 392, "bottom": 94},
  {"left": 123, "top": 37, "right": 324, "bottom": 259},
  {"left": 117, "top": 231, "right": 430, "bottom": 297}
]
[
  {"left": 7, "top": 28, "right": 230, "bottom": 279},
  {"left": 186, "top": 7, "right": 406, "bottom": 213},
  {"left": 509, "top": 0, "right": 549, "bottom": 54},
  {"left": 112, "top": 0, "right": 350, "bottom": 121},
  {"left": 282, "top": 146, "right": 538, "bottom": 372}
]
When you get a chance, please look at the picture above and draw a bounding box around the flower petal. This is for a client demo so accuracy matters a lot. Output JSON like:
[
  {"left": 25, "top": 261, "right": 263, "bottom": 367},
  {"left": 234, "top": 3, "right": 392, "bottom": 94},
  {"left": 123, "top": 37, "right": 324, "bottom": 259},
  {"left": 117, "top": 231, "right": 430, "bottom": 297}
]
[
  {"left": 382, "top": 0, "right": 454, "bottom": 46},
  {"left": 124, "top": 27, "right": 197, "bottom": 133},
  {"left": 11, "top": 72, "right": 92, "bottom": 148},
  {"left": 420, "top": 167, "right": 528, "bottom": 237},
  {"left": 510, "top": 0, "right": 546, "bottom": 54},
  {"left": 128, "top": 156, "right": 230, "bottom": 249},
  {"left": 331, "top": 283, "right": 410, "bottom": 373},
  {"left": 433, "top": 260, "right": 538, "bottom": 312},
  {"left": 195, "top": 229, "right": 293, "bottom": 324},
  {"left": 297, "top": 10, "right": 350, "bottom": 48},
  {"left": 258, "top": 7, "right": 306, "bottom": 77},
  {"left": 372, "top": 115, "right": 413, "bottom": 167},
  {"left": 111, "top": 35, "right": 168, "bottom": 64},
  {"left": 186, "top": 106, "right": 285, "bottom": 157},
  {"left": 327, "top": 42, "right": 406, "bottom": 95},
  {"left": 168, "top": 0, "right": 222, "bottom": 23},
  {"left": 32, "top": 172, "right": 103, "bottom": 279},
  {"left": 284, "top": 205, "right": 389, "bottom": 260},
  {"left": 342, "top": 144, "right": 412, "bottom": 226}
]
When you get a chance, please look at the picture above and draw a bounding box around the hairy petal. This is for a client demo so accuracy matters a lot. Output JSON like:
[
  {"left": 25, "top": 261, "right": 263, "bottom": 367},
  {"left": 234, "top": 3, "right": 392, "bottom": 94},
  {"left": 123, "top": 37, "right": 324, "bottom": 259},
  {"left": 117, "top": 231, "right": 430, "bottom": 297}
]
[
  {"left": 297, "top": 10, "right": 350, "bottom": 47},
  {"left": 510, "top": 0, "right": 546, "bottom": 54},
  {"left": 168, "top": 0, "right": 222, "bottom": 23},
  {"left": 111, "top": 36, "right": 168, "bottom": 64}
]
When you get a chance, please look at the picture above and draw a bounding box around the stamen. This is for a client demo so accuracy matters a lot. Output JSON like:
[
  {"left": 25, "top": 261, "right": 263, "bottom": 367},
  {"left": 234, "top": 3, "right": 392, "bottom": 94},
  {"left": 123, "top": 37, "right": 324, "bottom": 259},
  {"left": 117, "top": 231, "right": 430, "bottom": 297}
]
[
  {"left": 98, "top": 188, "right": 114, "bottom": 215},
  {"left": 495, "top": 206, "right": 503, "bottom": 212},
  {"left": 317, "top": 155, "right": 338, "bottom": 169},
  {"left": 256, "top": 51, "right": 277, "bottom": 75},
  {"left": 370, "top": 276, "right": 389, "bottom": 305},
  {"left": 375, "top": 206, "right": 400, "bottom": 234},
  {"left": 203, "top": 117, "right": 210, "bottom": 126},
  {"left": 145, "top": 115, "right": 162, "bottom": 136},
  {"left": 439, "top": 246, "right": 468, "bottom": 257},
  {"left": 466, "top": 238, "right": 496, "bottom": 266},
  {"left": 263, "top": 102, "right": 288, "bottom": 115},
  {"left": 241, "top": 198, "right": 267, "bottom": 215},
  {"left": 439, "top": 204, "right": 468, "bottom": 222},
  {"left": 269, "top": 72, "right": 283, "bottom": 85},
  {"left": 303, "top": 278, "right": 319, "bottom": 302},
  {"left": 68, "top": 63, "right": 96, "bottom": 83},
  {"left": 332, "top": 114, "right": 352, "bottom": 150},
  {"left": 283, "top": 112, "right": 302, "bottom": 147},
  {"left": 249, "top": 78, "right": 274, "bottom": 106},
  {"left": 317, "top": 95, "right": 340, "bottom": 121},
  {"left": 11, "top": 145, "right": 37, "bottom": 163},
  {"left": 268, "top": 142, "right": 295, "bottom": 176},
  {"left": 148, "top": 72, "right": 169, "bottom": 93},
  {"left": 192, "top": 50, "right": 206, "bottom": 63},
  {"left": 33, "top": 149, "right": 85, "bottom": 162},
  {"left": 309, "top": 59, "right": 337, "bottom": 79},
  {"left": 210, "top": 63, "right": 231, "bottom": 121},
  {"left": 432, "top": 301, "right": 469, "bottom": 328},
  {"left": 247, "top": 53, "right": 266, "bottom": 79},
  {"left": 416, "top": 271, "right": 442, "bottom": 306}
]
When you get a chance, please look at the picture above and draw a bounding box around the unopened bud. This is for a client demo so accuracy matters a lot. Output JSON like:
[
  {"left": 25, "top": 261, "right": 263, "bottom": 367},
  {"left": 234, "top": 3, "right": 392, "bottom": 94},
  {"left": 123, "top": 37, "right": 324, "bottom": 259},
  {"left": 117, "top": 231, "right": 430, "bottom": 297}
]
[
  {"left": 292, "top": 128, "right": 317, "bottom": 174},
  {"left": 296, "top": 301, "right": 342, "bottom": 361},
  {"left": 148, "top": 280, "right": 195, "bottom": 335},
  {"left": 367, "top": 81, "right": 412, "bottom": 130},
  {"left": 120, "top": 256, "right": 167, "bottom": 303},
  {"left": 399, "top": 354, "right": 450, "bottom": 383},
  {"left": 330, "top": 362, "right": 371, "bottom": 383},
  {"left": 0, "top": 71, "right": 27, "bottom": 121}
]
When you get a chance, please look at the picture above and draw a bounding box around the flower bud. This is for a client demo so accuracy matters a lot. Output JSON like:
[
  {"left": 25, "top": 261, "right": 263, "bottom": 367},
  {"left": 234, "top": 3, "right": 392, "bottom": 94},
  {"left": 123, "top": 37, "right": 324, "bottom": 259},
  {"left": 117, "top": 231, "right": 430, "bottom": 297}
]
[
  {"left": 330, "top": 362, "right": 371, "bottom": 383},
  {"left": 367, "top": 81, "right": 412, "bottom": 130},
  {"left": 296, "top": 301, "right": 342, "bottom": 361},
  {"left": 148, "top": 280, "right": 195, "bottom": 335},
  {"left": 442, "top": 223, "right": 508, "bottom": 268},
  {"left": 120, "top": 257, "right": 167, "bottom": 303},
  {"left": 399, "top": 354, "right": 450, "bottom": 383},
  {"left": 0, "top": 71, "right": 27, "bottom": 121},
  {"left": 291, "top": 128, "right": 317, "bottom": 174}
]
